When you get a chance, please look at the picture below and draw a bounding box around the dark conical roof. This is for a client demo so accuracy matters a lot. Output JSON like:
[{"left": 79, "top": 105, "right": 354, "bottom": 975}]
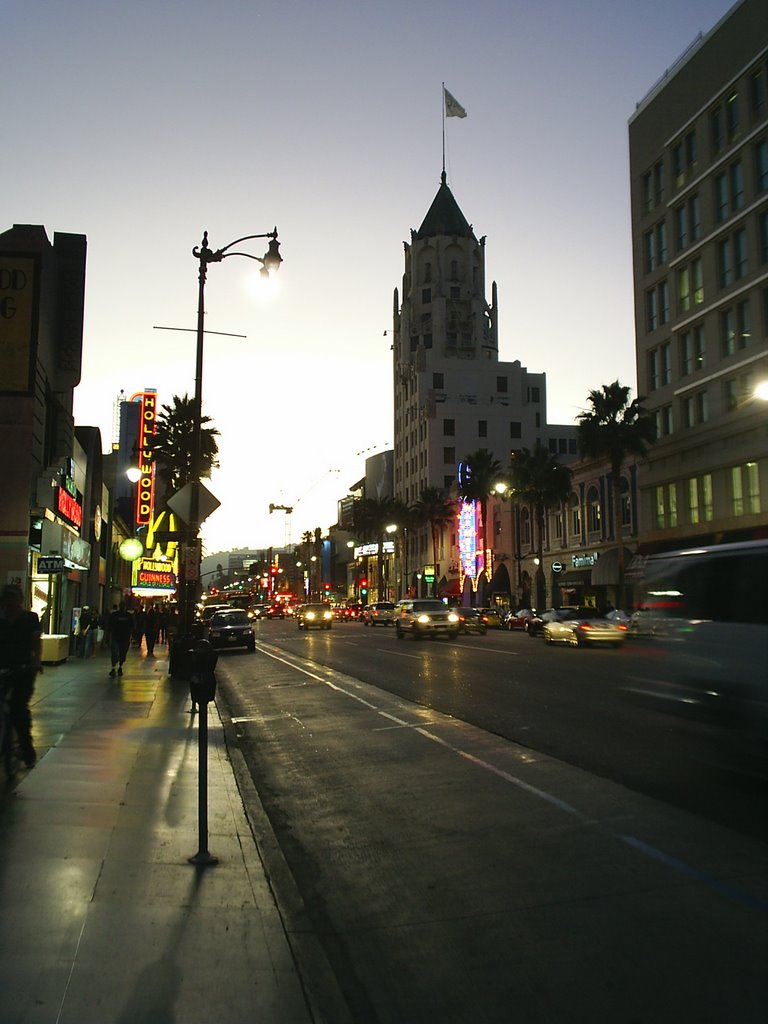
[{"left": 415, "top": 171, "right": 475, "bottom": 241}]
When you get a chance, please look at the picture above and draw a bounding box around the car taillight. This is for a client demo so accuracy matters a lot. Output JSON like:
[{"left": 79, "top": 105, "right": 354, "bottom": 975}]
[{"left": 617, "top": 623, "right": 628, "bottom": 631}]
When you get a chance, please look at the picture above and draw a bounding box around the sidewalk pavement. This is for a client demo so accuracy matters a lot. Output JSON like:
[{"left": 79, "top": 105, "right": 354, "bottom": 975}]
[{"left": 0, "top": 643, "right": 336, "bottom": 1024}]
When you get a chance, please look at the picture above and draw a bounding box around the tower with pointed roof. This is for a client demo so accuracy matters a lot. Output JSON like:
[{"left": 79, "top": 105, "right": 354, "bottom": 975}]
[{"left": 392, "top": 174, "right": 575, "bottom": 508}]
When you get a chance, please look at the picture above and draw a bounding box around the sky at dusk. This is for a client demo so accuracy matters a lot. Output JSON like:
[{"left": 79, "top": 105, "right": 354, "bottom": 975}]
[{"left": 3, "top": 0, "right": 735, "bottom": 555}]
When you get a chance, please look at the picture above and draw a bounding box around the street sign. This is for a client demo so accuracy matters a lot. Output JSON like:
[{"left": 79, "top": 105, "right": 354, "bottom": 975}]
[
  {"left": 551, "top": 561, "right": 565, "bottom": 574},
  {"left": 39, "top": 556, "right": 66, "bottom": 574},
  {"left": 167, "top": 482, "right": 221, "bottom": 525}
]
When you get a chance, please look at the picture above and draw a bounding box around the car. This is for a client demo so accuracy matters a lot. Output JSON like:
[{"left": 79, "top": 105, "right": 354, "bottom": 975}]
[
  {"left": 456, "top": 608, "right": 487, "bottom": 635},
  {"left": 296, "top": 604, "right": 333, "bottom": 630},
  {"left": 477, "top": 607, "right": 503, "bottom": 629},
  {"left": 198, "top": 603, "right": 230, "bottom": 624},
  {"left": 504, "top": 609, "right": 536, "bottom": 631},
  {"left": 363, "top": 602, "right": 396, "bottom": 626},
  {"left": 247, "top": 605, "right": 269, "bottom": 620},
  {"left": 206, "top": 609, "right": 255, "bottom": 651},
  {"left": 526, "top": 607, "right": 582, "bottom": 637},
  {"left": 542, "top": 609, "right": 627, "bottom": 647},
  {"left": 395, "top": 599, "right": 460, "bottom": 640}
]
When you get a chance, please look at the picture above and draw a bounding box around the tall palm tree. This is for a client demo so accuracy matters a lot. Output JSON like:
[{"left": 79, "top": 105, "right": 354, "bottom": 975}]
[
  {"left": 509, "top": 445, "right": 572, "bottom": 610},
  {"left": 153, "top": 393, "right": 220, "bottom": 499},
  {"left": 411, "top": 487, "right": 456, "bottom": 597},
  {"left": 576, "top": 380, "right": 656, "bottom": 610},
  {"left": 458, "top": 449, "right": 503, "bottom": 581},
  {"left": 353, "top": 496, "right": 400, "bottom": 600}
]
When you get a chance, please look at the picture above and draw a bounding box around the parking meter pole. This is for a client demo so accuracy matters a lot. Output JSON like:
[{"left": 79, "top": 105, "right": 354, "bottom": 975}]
[
  {"left": 186, "top": 638, "right": 219, "bottom": 867},
  {"left": 189, "top": 704, "right": 218, "bottom": 866}
]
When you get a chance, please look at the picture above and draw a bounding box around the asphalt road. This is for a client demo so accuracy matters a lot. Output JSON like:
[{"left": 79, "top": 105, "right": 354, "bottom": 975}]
[{"left": 217, "top": 620, "right": 768, "bottom": 1023}]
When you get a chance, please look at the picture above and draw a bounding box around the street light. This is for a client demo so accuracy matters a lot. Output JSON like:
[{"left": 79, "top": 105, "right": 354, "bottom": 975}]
[{"left": 182, "top": 228, "right": 282, "bottom": 639}]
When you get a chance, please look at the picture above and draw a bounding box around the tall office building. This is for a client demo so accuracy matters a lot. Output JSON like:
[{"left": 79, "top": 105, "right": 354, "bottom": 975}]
[
  {"left": 629, "top": 0, "right": 768, "bottom": 551},
  {"left": 391, "top": 173, "right": 576, "bottom": 583}
]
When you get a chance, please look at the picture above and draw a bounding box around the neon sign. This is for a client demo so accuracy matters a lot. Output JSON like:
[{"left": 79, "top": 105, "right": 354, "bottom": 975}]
[
  {"left": 458, "top": 501, "right": 478, "bottom": 579},
  {"left": 132, "top": 390, "right": 157, "bottom": 528}
]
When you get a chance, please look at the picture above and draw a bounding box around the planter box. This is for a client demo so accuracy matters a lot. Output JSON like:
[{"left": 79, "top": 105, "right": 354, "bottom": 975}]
[{"left": 41, "top": 634, "right": 70, "bottom": 665}]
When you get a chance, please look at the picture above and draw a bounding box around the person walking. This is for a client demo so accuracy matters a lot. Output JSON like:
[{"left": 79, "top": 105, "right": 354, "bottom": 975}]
[
  {"left": 0, "top": 583, "right": 42, "bottom": 768},
  {"left": 108, "top": 603, "right": 134, "bottom": 677},
  {"left": 157, "top": 606, "right": 168, "bottom": 645},
  {"left": 80, "top": 607, "right": 99, "bottom": 658},
  {"left": 144, "top": 607, "right": 158, "bottom": 657}
]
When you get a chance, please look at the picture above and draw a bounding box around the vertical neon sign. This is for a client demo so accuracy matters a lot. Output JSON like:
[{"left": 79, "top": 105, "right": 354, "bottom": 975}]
[
  {"left": 458, "top": 501, "right": 478, "bottom": 580},
  {"left": 133, "top": 390, "right": 157, "bottom": 528}
]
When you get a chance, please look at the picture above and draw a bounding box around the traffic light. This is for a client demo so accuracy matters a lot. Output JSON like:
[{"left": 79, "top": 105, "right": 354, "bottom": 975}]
[{"left": 360, "top": 577, "right": 368, "bottom": 598}]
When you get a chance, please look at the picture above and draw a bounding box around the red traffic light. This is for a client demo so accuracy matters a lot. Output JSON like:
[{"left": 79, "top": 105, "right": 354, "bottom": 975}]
[{"left": 360, "top": 578, "right": 368, "bottom": 587}]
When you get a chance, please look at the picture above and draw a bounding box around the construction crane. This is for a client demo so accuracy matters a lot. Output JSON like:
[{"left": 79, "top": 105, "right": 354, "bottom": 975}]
[{"left": 268, "top": 503, "right": 294, "bottom": 546}]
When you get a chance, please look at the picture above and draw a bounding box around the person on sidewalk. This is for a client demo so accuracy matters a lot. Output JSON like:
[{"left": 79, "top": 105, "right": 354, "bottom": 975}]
[
  {"left": 80, "top": 607, "right": 98, "bottom": 658},
  {"left": 0, "top": 583, "right": 42, "bottom": 768},
  {"left": 108, "top": 603, "right": 134, "bottom": 676},
  {"left": 144, "top": 607, "right": 158, "bottom": 657}
]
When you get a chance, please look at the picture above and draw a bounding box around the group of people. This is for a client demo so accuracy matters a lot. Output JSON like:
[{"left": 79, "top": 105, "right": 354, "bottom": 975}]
[{"left": 107, "top": 603, "right": 174, "bottom": 676}]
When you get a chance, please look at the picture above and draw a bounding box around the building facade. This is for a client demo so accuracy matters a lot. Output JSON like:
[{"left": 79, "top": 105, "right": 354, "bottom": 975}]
[
  {"left": 629, "top": 0, "right": 768, "bottom": 554},
  {"left": 391, "top": 173, "right": 577, "bottom": 598}
]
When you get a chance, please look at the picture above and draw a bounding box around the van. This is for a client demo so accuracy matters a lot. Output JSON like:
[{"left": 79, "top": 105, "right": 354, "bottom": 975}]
[{"left": 630, "top": 539, "right": 768, "bottom": 774}]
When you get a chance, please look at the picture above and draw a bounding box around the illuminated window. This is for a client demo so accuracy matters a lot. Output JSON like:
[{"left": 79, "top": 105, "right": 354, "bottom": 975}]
[
  {"left": 667, "top": 483, "right": 678, "bottom": 527},
  {"left": 688, "top": 478, "right": 699, "bottom": 524}
]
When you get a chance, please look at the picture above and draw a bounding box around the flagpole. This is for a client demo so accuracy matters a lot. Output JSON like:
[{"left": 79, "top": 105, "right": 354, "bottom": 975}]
[{"left": 441, "top": 81, "right": 446, "bottom": 175}]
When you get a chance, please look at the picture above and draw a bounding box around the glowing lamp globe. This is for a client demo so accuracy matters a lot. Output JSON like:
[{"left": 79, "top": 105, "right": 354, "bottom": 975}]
[{"left": 119, "top": 537, "right": 144, "bottom": 562}]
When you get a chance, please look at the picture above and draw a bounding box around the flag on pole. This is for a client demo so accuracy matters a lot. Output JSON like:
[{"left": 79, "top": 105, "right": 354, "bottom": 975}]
[{"left": 444, "top": 87, "right": 467, "bottom": 118}]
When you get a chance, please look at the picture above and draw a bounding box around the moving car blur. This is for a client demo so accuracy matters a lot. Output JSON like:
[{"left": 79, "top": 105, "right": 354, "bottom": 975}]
[
  {"left": 296, "top": 604, "right": 333, "bottom": 630},
  {"left": 542, "top": 610, "right": 627, "bottom": 647},
  {"left": 395, "top": 599, "right": 460, "bottom": 640},
  {"left": 456, "top": 608, "right": 488, "bottom": 635},
  {"left": 477, "top": 607, "right": 503, "bottom": 629}
]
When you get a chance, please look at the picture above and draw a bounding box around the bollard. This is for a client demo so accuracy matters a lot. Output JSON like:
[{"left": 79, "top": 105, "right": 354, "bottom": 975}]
[{"left": 187, "top": 639, "right": 219, "bottom": 866}]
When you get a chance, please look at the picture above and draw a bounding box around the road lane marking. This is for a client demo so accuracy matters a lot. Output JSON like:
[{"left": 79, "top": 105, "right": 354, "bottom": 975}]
[{"left": 248, "top": 640, "right": 767, "bottom": 914}]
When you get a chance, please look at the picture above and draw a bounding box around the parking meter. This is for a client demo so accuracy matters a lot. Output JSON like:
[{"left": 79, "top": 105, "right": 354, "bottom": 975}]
[{"left": 188, "top": 639, "right": 219, "bottom": 705}]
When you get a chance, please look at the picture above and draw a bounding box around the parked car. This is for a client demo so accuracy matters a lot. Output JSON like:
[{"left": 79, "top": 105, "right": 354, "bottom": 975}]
[
  {"left": 363, "top": 602, "right": 396, "bottom": 626},
  {"left": 456, "top": 608, "right": 487, "bottom": 635},
  {"left": 504, "top": 609, "right": 536, "bottom": 631},
  {"left": 395, "top": 599, "right": 460, "bottom": 640},
  {"left": 296, "top": 604, "right": 333, "bottom": 630},
  {"left": 542, "top": 609, "right": 627, "bottom": 647},
  {"left": 206, "top": 609, "right": 255, "bottom": 652},
  {"left": 477, "top": 607, "right": 503, "bottom": 629}
]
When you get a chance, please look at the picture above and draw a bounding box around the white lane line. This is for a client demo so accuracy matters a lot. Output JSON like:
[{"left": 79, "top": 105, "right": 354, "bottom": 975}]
[{"left": 250, "top": 642, "right": 766, "bottom": 913}]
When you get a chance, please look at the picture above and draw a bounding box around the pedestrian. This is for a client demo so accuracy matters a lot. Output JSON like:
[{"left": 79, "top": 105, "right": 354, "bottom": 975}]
[
  {"left": 108, "top": 603, "right": 134, "bottom": 677},
  {"left": 0, "top": 583, "right": 42, "bottom": 768},
  {"left": 80, "top": 607, "right": 98, "bottom": 658},
  {"left": 144, "top": 607, "right": 158, "bottom": 657},
  {"left": 157, "top": 606, "right": 168, "bottom": 645},
  {"left": 133, "top": 606, "right": 146, "bottom": 650}
]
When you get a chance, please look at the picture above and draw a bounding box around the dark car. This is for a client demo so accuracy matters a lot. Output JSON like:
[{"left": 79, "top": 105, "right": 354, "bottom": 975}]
[
  {"left": 296, "top": 604, "right": 333, "bottom": 630},
  {"left": 395, "top": 599, "right": 460, "bottom": 640},
  {"left": 206, "top": 610, "right": 255, "bottom": 652},
  {"left": 457, "top": 608, "right": 487, "bottom": 635}
]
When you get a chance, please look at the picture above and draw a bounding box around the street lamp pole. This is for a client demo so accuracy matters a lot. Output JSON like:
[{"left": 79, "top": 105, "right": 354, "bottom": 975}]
[{"left": 182, "top": 229, "right": 282, "bottom": 638}]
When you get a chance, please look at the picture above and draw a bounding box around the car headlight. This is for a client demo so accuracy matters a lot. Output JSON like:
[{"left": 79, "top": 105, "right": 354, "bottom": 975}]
[
  {"left": 323, "top": 611, "right": 332, "bottom": 620},
  {"left": 306, "top": 612, "right": 316, "bottom": 620},
  {"left": 417, "top": 614, "right": 430, "bottom": 624},
  {"left": 448, "top": 613, "right": 459, "bottom": 623}
]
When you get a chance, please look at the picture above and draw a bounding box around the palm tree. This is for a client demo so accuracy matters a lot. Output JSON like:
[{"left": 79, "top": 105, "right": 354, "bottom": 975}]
[
  {"left": 353, "top": 497, "right": 400, "bottom": 600},
  {"left": 509, "top": 445, "right": 572, "bottom": 610},
  {"left": 458, "top": 449, "right": 503, "bottom": 580},
  {"left": 411, "top": 487, "right": 456, "bottom": 597},
  {"left": 153, "top": 393, "right": 220, "bottom": 499},
  {"left": 576, "top": 380, "right": 656, "bottom": 610}
]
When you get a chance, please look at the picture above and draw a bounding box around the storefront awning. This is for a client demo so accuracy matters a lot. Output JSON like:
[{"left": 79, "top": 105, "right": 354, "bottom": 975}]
[
  {"left": 591, "top": 547, "right": 634, "bottom": 586},
  {"left": 438, "top": 577, "right": 462, "bottom": 597}
]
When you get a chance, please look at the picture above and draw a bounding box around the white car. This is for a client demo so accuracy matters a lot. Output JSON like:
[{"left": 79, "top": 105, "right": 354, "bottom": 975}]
[
  {"left": 363, "top": 602, "right": 396, "bottom": 626},
  {"left": 543, "top": 610, "right": 627, "bottom": 647}
]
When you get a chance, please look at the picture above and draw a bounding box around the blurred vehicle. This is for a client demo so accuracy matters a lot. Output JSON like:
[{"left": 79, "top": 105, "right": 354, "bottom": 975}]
[
  {"left": 477, "top": 607, "right": 503, "bottom": 629},
  {"left": 605, "top": 609, "right": 631, "bottom": 624},
  {"left": 206, "top": 609, "right": 255, "bottom": 652},
  {"left": 363, "top": 602, "right": 396, "bottom": 627},
  {"left": 504, "top": 609, "right": 536, "bottom": 631},
  {"left": 627, "top": 540, "right": 768, "bottom": 775},
  {"left": 457, "top": 608, "right": 487, "bottom": 635},
  {"left": 395, "top": 599, "right": 460, "bottom": 640},
  {"left": 197, "top": 603, "right": 230, "bottom": 625},
  {"left": 265, "top": 604, "right": 286, "bottom": 619},
  {"left": 296, "top": 604, "right": 333, "bottom": 630},
  {"left": 543, "top": 610, "right": 627, "bottom": 647},
  {"left": 248, "top": 605, "right": 269, "bottom": 620},
  {"left": 344, "top": 603, "right": 363, "bottom": 621},
  {"left": 526, "top": 607, "right": 581, "bottom": 637}
]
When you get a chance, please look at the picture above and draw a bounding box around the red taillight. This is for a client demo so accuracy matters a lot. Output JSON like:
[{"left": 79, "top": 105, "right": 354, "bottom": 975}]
[{"left": 617, "top": 623, "right": 628, "bottom": 631}]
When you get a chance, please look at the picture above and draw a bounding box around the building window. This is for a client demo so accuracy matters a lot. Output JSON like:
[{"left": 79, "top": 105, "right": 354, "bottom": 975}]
[
  {"left": 528, "top": 387, "right": 541, "bottom": 403},
  {"left": 450, "top": 259, "right": 459, "bottom": 279},
  {"left": 659, "top": 280, "right": 669, "bottom": 324},
  {"left": 478, "top": 420, "right": 487, "bottom": 438},
  {"left": 661, "top": 342, "right": 671, "bottom": 386},
  {"left": 422, "top": 288, "right": 431, "bottom": 304},
  {"left": 667, "top": 483, "right": 678, "bottom": 527},
  {"left": 722, "top": 307, "right": 735, "bottom": 355},
  {"left": 702, "top": 474, "right": 713, "bottom": 520},
  {"left": 496, "top": 376, "right": 508, "bottom": 392},
  {"left": 715, "top": 172, "right": 729, "bottom": 222},
  {"left": 751, "top": 68, "right": 767, "bottom": 120},
  {"left": 450, "top": 286, "right": 460, "bottom": 300},
  {"left": 646, "top": 289, "right": 658, "bottom": 332},
  {"left": 443, "top": 418, "right": 455, "bottom": 436},
  {"left": 734, "top": 229, "right": 748, "bottom": 280},
  {"left": 620, "top": 478, "right": 632, "bottom": 529},
  {"left": 648, "top": 349, "right": 660, "bottom": 391},
  {"left": 760, "top": 211, "right": 768, "bottom": 263},
  {"left": 423, "top": 262, "right": 432, "bottom": 283},
  {"left": 731, "top": 161, "right": 745, "bottom": 210},
  {"left": 718, "top": 238, "right": 733, "bottom": 288},
  {"left": 510, "top": 421, "right": 522, "bottom": 439},
  {"left": 520, "top": 508, "right": 531, "bottom": 547},
  {"left": 569, "top": 494, "right": 581, "bottom": 538},
  {"left": 654, "top": 485, "right": 665, "bottom": 529},
  {"left": 655, "top": 404, "right": 673, "bottom": 438},
  {"left": 711, "top": 105, "right": 725, "bottom": 154},
  {"left": 688, "top": 478, "right": 699, "bottom": 524},
  {"left": 682, "top": 389, "right": 708, "bottom": 428},
  {"left": 756, "top": 138, "right": 768, "bottom": 192},
  {"left": 746, "top": 462, "right": 760, "bottom": 513},
  {"left": 731, "top": 465, "right": 744, "bottom": 516},
  {"left": 726, "top": 91, "right": 740, "bottom": 142},
  {"left": 433, "top": 372, "right": 444, "bottom": 389},
  {"left": 587, "top": 486, "right": 601, "bottom": 535},
  {"left": 443, "top": 446, "right": 455, "bottom": 464}
]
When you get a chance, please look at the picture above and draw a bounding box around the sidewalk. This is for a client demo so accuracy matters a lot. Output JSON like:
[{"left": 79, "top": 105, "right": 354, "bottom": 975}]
[{"left": 0, "top": 644, "right": 321, "bottom": 1024}]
